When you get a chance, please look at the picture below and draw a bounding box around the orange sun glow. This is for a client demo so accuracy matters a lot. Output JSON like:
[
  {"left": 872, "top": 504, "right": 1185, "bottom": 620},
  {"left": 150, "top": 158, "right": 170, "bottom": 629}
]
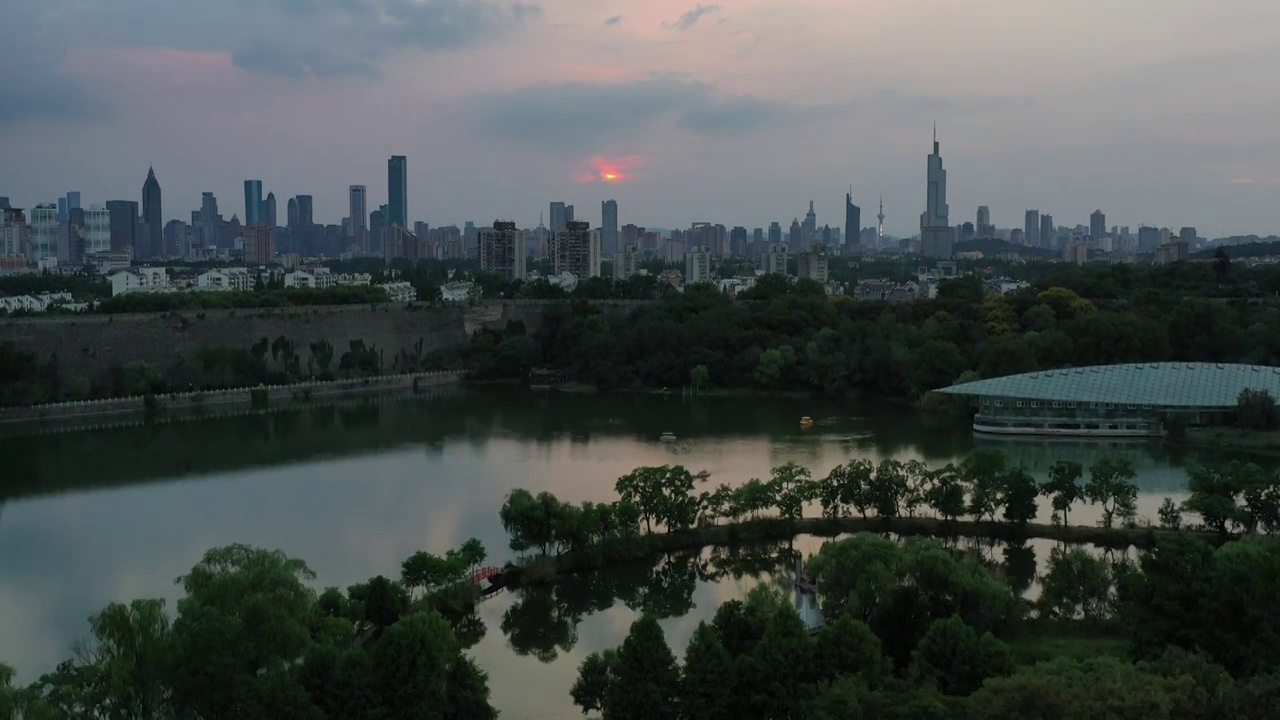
[{"left": 574, "top": 155, "right": 648, "bottom": 183}]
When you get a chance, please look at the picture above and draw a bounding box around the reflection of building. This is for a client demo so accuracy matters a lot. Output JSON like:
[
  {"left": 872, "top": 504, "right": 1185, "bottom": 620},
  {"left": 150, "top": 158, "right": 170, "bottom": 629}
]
[{"left": 939, "top": 363, "right": 1280, "bottom": 438}]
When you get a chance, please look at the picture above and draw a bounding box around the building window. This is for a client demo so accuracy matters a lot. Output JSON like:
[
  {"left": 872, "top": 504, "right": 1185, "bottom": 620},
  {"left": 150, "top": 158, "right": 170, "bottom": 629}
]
[
  {"left": 1068, "top": 402, "right": 1077, "bottom": 408},
  {"left": 1105, "top": 404, "right": 1114, "bottom": 409},
  {"left": 1053, "top": 402, "right": 1062, "bottom": 408},
  {"left": 1127, "top": 404, "right": 1137, "bottom": 410},
  {"left": 1142, "top": 405, "right": 1152, "bottom": 410},
  {"left": 1016, "top": 401, "right": 1024, "bottom": 408},
  {"left": 994, "top": 401, "right": 1003, "bottom": 407},
  {"left": 1030, "top": 401, "right": 1039, "bottom": 408}
]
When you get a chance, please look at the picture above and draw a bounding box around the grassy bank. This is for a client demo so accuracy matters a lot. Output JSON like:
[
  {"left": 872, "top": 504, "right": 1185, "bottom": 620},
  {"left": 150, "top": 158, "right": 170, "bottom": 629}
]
[
  {"left": 500, "top": 515, "right": 1226, "bottom": 589},
  {"left": 1184, "top": 427, "right": 1280, "bottom": 454}
]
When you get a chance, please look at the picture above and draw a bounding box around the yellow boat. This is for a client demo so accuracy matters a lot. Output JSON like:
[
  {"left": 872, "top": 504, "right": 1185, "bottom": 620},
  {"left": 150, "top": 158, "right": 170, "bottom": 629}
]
[{"left": 800, "top": 416, "right": 814, "bottom": 428}]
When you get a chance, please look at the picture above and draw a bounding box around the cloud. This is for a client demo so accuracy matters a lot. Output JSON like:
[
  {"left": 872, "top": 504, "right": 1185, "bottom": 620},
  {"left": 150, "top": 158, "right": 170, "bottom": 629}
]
[
  {"left": 573, "top": 155, "right": 648, "bottom": 183},
  {"left": 231, "top": 42, "right": 379, "bottom": 79},
  {"left": 461, "top": 74, "right": 803, "bottom": 151},
  {"left": 1230, "top": 178, "right": 1256, "bottom": 185},
  {"left": 0, "top": 5, "right": 104, "bottom": 126},
  {"left": 604, "top": 15, "right": 623, "bottom": 26},
  {"left": 665, "top": 4, "right": 721, "bottom": 31}
]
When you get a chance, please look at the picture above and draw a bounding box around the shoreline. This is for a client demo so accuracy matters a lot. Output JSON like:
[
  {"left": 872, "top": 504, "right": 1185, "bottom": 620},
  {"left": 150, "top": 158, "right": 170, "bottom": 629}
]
[
  {"left": 497, "top": 516, "right": 1230, "bottom": 590},
  {"left": 0, "top": 370, "right": 464, "bottom": 433}
]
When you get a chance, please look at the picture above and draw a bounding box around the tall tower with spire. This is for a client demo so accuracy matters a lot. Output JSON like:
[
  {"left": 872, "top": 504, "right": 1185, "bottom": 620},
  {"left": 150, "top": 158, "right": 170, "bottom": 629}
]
[
  {"left": 877, "top": 195, "right": 885, "bottom": 246},
  {"left": 844, "top": 187, "right": 860, "bottom": 249},
  {"left": 141, "top": 166, "right": 162, "bottom": 259},
  {"left": 802, "top": 200, "right": 817, "bottom": 248},
  {"left": 919, "top": 124, "right": 952, "bottom": 259}
]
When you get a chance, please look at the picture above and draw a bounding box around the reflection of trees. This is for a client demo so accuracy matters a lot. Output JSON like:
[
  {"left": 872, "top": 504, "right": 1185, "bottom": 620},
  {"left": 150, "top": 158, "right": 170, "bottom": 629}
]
[
  {"left": 1002, "top": 542, "right": 1037, "bottom": 597},
  {"left": 499, "top": 542, "right": 802, "bottom": 663}
]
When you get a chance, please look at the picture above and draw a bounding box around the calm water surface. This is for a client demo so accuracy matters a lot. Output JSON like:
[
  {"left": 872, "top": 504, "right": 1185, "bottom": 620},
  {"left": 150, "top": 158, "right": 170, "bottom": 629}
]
[{"left": 0, "top": 389, "right": 1234, "bottom": 718}]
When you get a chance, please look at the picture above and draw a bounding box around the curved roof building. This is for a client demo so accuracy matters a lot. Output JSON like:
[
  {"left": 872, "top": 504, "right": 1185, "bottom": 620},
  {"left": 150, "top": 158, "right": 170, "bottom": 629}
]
[{"left": 937, "top": 362, "right": 1280, "bottom": 437}]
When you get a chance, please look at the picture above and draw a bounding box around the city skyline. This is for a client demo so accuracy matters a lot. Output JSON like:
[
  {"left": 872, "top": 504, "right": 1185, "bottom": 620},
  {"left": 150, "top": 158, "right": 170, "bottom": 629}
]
[{"left": 3, "top": 0, "right": 1279, "bottom": 236}]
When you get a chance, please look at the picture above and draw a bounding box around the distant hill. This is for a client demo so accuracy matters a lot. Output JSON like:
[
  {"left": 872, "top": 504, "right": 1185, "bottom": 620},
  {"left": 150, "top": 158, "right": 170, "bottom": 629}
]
[
  {"left": 954, "top": 238, "right": 1057, "bottom": 258},
  {"left": 1194, "top": 240, "right": 1280, "bottom": 259}
]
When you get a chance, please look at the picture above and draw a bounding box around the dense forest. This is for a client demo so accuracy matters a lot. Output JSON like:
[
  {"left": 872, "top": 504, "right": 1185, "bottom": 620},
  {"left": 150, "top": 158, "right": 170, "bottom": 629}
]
[{"left": 451, "top": 256, "right": 1280, "bottom": 398}]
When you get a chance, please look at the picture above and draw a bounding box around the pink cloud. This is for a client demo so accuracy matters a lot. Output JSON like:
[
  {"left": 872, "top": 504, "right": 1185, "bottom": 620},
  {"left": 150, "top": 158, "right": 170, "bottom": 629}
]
[
  {"left": 573, "top": 155, "right": 649, "bottom": 183},
  {"left": 1230, "top": 178, "right": 1255, "bottom": 185}
]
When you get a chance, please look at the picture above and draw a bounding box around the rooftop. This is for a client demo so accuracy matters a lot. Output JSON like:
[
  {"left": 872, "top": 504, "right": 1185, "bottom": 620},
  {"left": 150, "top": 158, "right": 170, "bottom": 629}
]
[{"left": 937, "top": 362, "right": 1280, "bottom": 408}]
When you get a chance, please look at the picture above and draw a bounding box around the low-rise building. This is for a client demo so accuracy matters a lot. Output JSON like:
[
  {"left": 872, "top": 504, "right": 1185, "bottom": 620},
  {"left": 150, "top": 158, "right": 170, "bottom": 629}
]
[
  {"left": 197, "top": 267, "right": 253, "bottom": 292},
  {"left": 440, "top": 281, "right": 477, "bottom": 303},
  {"left": 108, "top": 267, "right": 168, "bottom": 296},
  {"left": 379, "top": 280, "right": 416, "bottom": 303}
]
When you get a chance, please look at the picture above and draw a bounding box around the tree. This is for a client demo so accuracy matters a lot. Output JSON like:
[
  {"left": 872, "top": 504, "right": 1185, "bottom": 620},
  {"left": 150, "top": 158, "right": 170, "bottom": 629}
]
[
  {"left": 926, "top": 465, "right": 967, "bottom": 521},
  {"left": 768, "top": 462, "right": 813, "bottom": 520},
  {"left": 960, "top": 450, "right": 1007, "bottom": 522},
  {"left": 168, "top": 545, "right": 317, "bottom": 719},
  {"left": 1237, "top": 388, "right": 1279, "bottom": 431},
  {"left": 680, "top": 624, "right": 735, "bottom": 720},
  {"left": 360, "top": 575, "right": 407, "bottom": 628},
  {"left": 909, "top": 615, "right": 1012, "bottom": 696},
  {"left": 372, "top": 611, "right": 462, "bottom": 720},
  {"left": 1038, "top": 547, "right": 1113, "bottom": 621},
  {"left": 868, "top": 459, "right": 908, "bottom": 518},
  {"left": 690, "top": 364, "right": 710, "bottom": 392},
  {"left": 1085, "top": 457, "right": 1138, "bottom": 528},
  {"left": 814, "top": 613, "right": 887, "bottom": 686},
  {"left": 1158, "top": 498, "right": 1183, "bottom": 530},
  {"left": 1041, "top": 460, "right": 1085, "bottom": 526},
  {"left": 603, "top": 616, "right": 679, "bottom": 720},
  {"left": 615, "top": 466, "right": 696, "bottom": 532},
  {"left": 1000, "top": 467, "right": 1039, "bottom": 526},
  {"left": 571, "top": 650, "right": 616, "bottom": 716},
  {"left": 969, "top": 657, "right": 1201, "bottom": 720},
  {"left": 1182, "top": 463, "right": 1248, "bottom": 534}
]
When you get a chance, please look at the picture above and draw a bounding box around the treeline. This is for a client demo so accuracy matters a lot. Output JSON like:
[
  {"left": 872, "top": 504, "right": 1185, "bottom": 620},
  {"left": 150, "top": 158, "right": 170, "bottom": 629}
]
[
  {"left": 497, "top": 452, "right": 1206, "bottom": 560},
  {"left": 0, "top": 540, "right": 498, "bottom": 720},
  {"left": 0, "top": 272, "right": 109, "bottom": 301},
  {"left": 447, "top": 256, "right": 1280, "bottom": 396},
  {"left": 574, "top": 531, "right": 1280, "bottom": 720}
]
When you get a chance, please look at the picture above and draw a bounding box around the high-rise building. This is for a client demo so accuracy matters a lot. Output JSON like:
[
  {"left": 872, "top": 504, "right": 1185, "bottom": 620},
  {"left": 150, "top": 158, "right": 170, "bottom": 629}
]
[
  {"left": 1138, "top": 226, "right": 1160, "bottom": 253},
  {"left": 758, "top": 244, "right": 787, "bottom": 275},
  {"left": 348, "top": 185, "right": 368, "bottom": 246},
  {"left": 1, "top": 208, "right": 28, "bottom": 257},
  {"left": 768, "top": 222, "right": 782, "bottom": 246},
  {"left": 919, "top": 128, "right": 952, "bottom": 259},
  {"left": 685, "top": 245, "right": 712, "bottom": 284},
  {"left": 614, "top": 244, "right": 640, "bottom": 280},
  {"left": 1090, "top": 210, "right": 1106, "bottom": 242},
  {"left": 262, "top": 192, "right": 277, "bottom": 228},
  {"left": 296, "top": 195, "right": 313, "bottom": 227},
  {"left": 287, "top": 197, "right": 299, "bottom": 229},
  {"left": 479, "top": 221, "right": 526, "bottom": 281},
  {"left": 566, "top": 204, "right": 575, "bottom": 225},
  {"left": 141, "top": 167, "right": 162, "bottom": 259},
  {"left": 788, "top": 219, "right": 802, "bottom": 248},
  {"left": 388, "top": 155, "right": 408, "bottom": 229},
  {"left": 976, "top": 206, "right": 990, "bottom": 232},
  {"left": 730, "top": 226, "right": 748, "bottom": 256},
  {"left": 243, "top": 180, "right": 263, "bottom": 226},
  {"left": 105, "top": 200, "right": 140, "bottom": 255},
  {"left": 370, "top": 207, "right": 387, "bottom": 256},
  {"left": 549, "top": 201, "right": 569, "bottom": 232},
  {"left": 243, "top": 224, "right": 275, "bottom": 265},
  {"left": 1040, "top": 214, "right": 1055, "bottom": 249},
  {"left": 1024, "top": 210, "right": 1040, "bottom": 247},
  {"left": 82, "top": 205, "right": 110, "bottom": 256},
  {"left": 601, "top": 199, "right": 619, "bottom": 258},
  {"left": 752, "top": 227, "right": 764, "bottom": 249},
  {"left": 549, "top": 220, "right": 598, "bottom": 279},
  {"left": 30, "top": 204, "right": 58, "bottom": 262},
  {"left": 797, "top": 243, "right": 829, "bottom": 283},
  {"left": 845, "top": 191, "right": 861, "bottom": 248},
  {"left": 802, "top": 201, "right": 817, "bottom": 246},
  {"left": 1180, "top": 226, "right": 1198, "bottom": 244}
]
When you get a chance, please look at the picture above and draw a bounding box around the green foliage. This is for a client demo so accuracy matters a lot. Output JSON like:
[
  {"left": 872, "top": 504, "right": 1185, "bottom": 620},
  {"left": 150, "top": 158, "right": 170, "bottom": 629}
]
[
  {"left": 1237, "top": 388, "right": 1279, "bottom": 431},
  {"left": 95, "top": 284, "right": 389, "bottom": 313},
  {"left": 1085, "top": 457, "right": 1139, "bottom": 528},
  {"left": 1037, "top": 547, "right": 1115, "bottom": 621},
  {"left": 602, "top": 616, "right": 680, "bottom": 720},
  {"left": 909, "top": 615, "right": 1013, "bottom": 695},
  {"left": 1041, "top": 460, "right": 1085, "bottom": 526}
]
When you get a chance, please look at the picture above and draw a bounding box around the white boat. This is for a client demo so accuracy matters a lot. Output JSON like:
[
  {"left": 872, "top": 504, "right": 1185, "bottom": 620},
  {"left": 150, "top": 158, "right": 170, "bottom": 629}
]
[{"left": 660, "top": 432, "right": 677, "bottom": 443}]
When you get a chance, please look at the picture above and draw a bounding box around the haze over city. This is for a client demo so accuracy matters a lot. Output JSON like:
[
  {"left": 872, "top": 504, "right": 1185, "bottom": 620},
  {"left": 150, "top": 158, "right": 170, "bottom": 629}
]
[{"left": 5, "top": 0, "right": 1280, "bottom": 235}]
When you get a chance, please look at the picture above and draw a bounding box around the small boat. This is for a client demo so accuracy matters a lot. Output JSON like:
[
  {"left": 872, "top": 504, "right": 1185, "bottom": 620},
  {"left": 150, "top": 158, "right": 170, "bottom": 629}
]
[
  {"left": 660, "top": 432, "right": 678, "bottom": 443},
  {"left": 695, "top": 469, "right": 711, "bottom": 481},
  {"left": 799, "top": 416, "right": 815, "bottom": 428}
]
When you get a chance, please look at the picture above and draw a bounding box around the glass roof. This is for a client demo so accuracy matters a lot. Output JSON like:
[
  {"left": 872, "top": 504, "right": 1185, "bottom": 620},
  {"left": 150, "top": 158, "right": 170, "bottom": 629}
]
[{"left": 937, "top": 363, "right": 1280, "bottom": 408}]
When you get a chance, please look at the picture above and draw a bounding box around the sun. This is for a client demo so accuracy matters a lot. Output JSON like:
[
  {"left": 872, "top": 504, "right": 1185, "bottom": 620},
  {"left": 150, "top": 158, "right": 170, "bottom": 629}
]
[{"left": 573, "top": 155, "right": 648, "bottom": 184}]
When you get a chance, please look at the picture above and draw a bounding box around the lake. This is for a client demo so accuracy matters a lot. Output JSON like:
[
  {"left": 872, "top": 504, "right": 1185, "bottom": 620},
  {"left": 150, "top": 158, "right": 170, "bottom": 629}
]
[{"left": 0, "top": 388, "right": 1227, "bottom": 718}]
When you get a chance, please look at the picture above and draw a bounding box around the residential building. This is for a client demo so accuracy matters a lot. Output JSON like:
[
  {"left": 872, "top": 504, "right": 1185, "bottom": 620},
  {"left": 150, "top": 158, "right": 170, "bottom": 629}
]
[
  {"left": 758, "top": 244, "right": 787, "bottom": 275},
  {"left": 197, "top": 267, "right": 253, "bottom": 291},
  {"left": 379, "top": 281, "right": 416, "bottom": 303},
  {"left": 1024, "top": 210, "right": 1040, "bottom": 248},
  {"left": 548, "top": 220, "right": 598, "bottom": 280},
  {"left": 1040, "top": 214, "right": 1055, "bottom": 249},
  {"left": 1180, "top": 227, "right": 1198, "bottom": 245},
  {"left": 919, "top": 129, "right": 952, "bottom": 259},
  {"left": 478, "top": 221, "right": 527, "bottom": 281},
  {"left": 243, "top": 225, "right": 275, "bottom": 265},
  {"left": 685, "top": 245, "right": 712, "bottom": 284},
  {"left": 797, "top": 243, "right": 829, "bottom": 282},
  {"left": 108, "top": 267, "right": 168, "bottom": 296},
  {"left": 1064, "top": 238, "right": 1089, "bottom": 265},
  {"left": 1156, "top": 237, "right": 1189, "bottom": 265},
  {"left": 614, "top": 244, "right": 640, "bottom": 280},
  {"left": 1090, "top": 210, "right": 1106, "bottom": 242},
  {"left": 549, "top": 201, "right": 572, "bottom": 232},
  {"left": 730, "top": 226, "right": 748, "bottom": 256},
  {"left": 30, "top": 204, "right": 58, "bottom": 262},
  {"left": 1137, "top": 226, "right": 1160, "bottom": 253},
  {"left": 142, "top": 166, "right": 162, "bottom": 259},
  {"left": 388, "top": 155, "right": 408, "bottom": 229}
]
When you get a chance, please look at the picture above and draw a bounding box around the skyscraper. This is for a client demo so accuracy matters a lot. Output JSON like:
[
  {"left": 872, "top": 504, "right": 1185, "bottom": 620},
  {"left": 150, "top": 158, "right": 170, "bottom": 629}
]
[
  {"left": 142, "top": 167, "right": 162, "bottom": 258},
  {"left": 295, "top": 195, "right": 313, "bottom": 227},
  {"left": 30, "top": 205, "right": 58, "bottom": 262},
  {"left": 1090, "top": 210, "right": 1106, "bottom": 242},
  {"left": 788, "top": 219, "right": 802, "bottom": 248},
  {"left": 845, "top": 190, "right": 861, "bottom": 248},
  {"left": 1040, "top": 214, "right": 1055, "bottom": 249},
  {"left": 244, "top": 180, "right": 263, "bottom": 226},
  {"left": 549, "top": 202, "right": 570, "bottom": 232},
  {"left": 802, "top": 201, "right": 817, "bottom": 246},
  {"left": 287, "top": 197, "right": 299, "bottom": 229},
  {"left": 479, "top": 221, "right": 526, "bottom": 281},
  {"left": 768, "top": 222, "right": 782, "bottom": 246},
  {"left": 349, "top": 185, "right": 368, "bottom": 245},
  {"left": 919, "top": 127, "right": 952, "bottom": 259},
  {"left": 1180, "top": 226, "right": 1198, "bottom": 244},
  {"left": 262, "top": 192, "right": 277, "bottom": 228},
  {"left": 1024, "top": 210, "right": 1040, "bottom": 248},
  {"left": 601, "top": 199, "right": 619, "bottom": 258},
  {"left": 388, "top": 155, "right": 408, "bottom": 229},
  {"left": 106, "top": 200, "right": 140, "bottom": 255}
]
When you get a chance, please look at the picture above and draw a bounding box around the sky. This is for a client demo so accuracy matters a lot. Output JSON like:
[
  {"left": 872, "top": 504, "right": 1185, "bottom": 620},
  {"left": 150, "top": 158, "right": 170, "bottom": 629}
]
[{"left": 3, "top": 0, "right": 1279, "bottom": 237}]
